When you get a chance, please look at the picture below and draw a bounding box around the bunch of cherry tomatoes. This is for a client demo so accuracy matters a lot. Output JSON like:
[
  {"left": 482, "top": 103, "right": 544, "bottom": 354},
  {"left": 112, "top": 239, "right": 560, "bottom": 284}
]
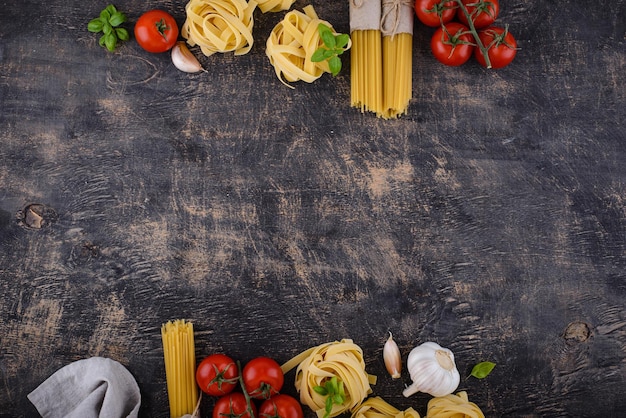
[
  {"left": 415, "top": 0, "right": 517, "bottom": 68},
  {"left": 196, "top": 354, "right": 304, "bottom": 418}
]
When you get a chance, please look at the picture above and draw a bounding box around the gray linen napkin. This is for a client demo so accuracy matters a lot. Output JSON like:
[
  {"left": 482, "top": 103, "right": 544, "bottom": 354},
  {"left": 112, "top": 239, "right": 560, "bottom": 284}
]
[{"left": 28, "top": 356, "right": 141, "bottom": 418}]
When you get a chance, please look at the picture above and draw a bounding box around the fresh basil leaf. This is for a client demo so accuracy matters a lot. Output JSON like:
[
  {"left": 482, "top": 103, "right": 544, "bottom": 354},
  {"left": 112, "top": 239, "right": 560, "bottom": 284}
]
[
  {"left": 102, "top": 22, "right": 112, "bottom": 35},
  {"left": 311, "top": 48, "right": 326, "bottom": 62},
  {"left": 87, "top": 19, "right": 103, "bottom": 33},
  {"left": 109, "top": 12, "right": 126, "bottom": 27},
  {"left": 470, "top": 361, "right": 496, "bottom": 379},
  {"left": 313, "top": 385, "right": 328, "bottom": 396},
  {"left": 335, "top": 34, "right": 350, "bottom": 49},
  {"left": 106, "top": 4, "right": 117, "bottom": 14},
  {"left": 115, "top": 28, "right": 129, "bottom": 41},
  {"left": 328, "top": 56, "right": 341, "bottom": 76},
  {"left": 100, "top": 9, "right": 111, "bottom": 21},
  {"left": 104, "top": 32, "right": 117, "bottom": 52},
  {"left": 98, "top": 34, "right": 106, "bottom": 47}
]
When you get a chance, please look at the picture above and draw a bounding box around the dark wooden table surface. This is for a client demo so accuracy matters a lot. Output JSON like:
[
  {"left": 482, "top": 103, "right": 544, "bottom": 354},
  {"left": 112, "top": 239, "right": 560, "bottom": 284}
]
[{"left": 1, "top": 0, "right": 625, "bottom": 417}]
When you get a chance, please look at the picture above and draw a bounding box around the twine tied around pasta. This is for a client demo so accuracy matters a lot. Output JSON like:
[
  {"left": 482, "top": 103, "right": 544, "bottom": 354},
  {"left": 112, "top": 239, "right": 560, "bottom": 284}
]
[{"left": 381, "top": 0, "right": 413, "bottom": 37}]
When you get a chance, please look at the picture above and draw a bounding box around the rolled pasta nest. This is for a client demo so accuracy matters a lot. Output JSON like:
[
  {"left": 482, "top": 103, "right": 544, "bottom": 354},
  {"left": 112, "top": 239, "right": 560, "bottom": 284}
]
[
  {"left": 352, "top": 396, "right": 421, "bottom": 418},
  {"left": 266, "top": 5, "right": 350, "bottom": 88},
  {"left": 281, "top": 339, "right": 377, "bottom": 418},
  {"left": 426, "top": 391, "right": 485, "bottom": 418},
  {"left": 181, "top": 0, "right": 257, "bottom": 57},
  {"left": 257, "top": 0, "right": 296, "bottom": 13}
]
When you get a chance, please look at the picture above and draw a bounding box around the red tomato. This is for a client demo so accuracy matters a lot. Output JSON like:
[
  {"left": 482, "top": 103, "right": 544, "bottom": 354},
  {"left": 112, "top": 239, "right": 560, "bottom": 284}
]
[
  {"left": 242, "top": 357, "right": 284, "bottom": 400},
  {"left": 457, "top": 0, "right": 500, "bottom": 29},
  {"left": 134, "top": 10, "right": 179, "bottom": 53},
  {"left": 196, "top": 354, "right": 239, "bottom": 396},
  {"left": 414, "top": 0, "right": 457, "bottom": 27},
  {"left": 430, "top": 22, "right": 474, "bottom": 66},
  {"left": 474, "top": 26, "right": 517, "bottom": 68},
  {"left": 259, "top": 394, "right": 304, "bottom": 418},
  {"left": 213, "top": 393, "right": 257, "bottom": 418}
]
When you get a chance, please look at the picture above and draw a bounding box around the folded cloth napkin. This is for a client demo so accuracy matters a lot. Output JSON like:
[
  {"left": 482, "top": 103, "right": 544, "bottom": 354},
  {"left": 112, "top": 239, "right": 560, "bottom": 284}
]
[{"left": 28, "top": 356, "right": 141, "bottom": 418}]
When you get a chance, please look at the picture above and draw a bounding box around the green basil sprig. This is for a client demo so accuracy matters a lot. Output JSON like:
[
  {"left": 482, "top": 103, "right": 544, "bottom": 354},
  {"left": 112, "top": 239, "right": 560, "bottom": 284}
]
[
  {"left": 311, "top": 24, "right": 350, "bottom": 77},
  {"left": 88, "top": 4, "right": 129, "bottom": 52}
]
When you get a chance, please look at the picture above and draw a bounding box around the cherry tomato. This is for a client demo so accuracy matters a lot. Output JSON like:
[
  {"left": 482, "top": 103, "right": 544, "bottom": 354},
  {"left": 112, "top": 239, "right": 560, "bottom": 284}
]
[
  {"left": 457, "top": 0, "right": 499, "bottom": 29},
  {"left": 242, "top": 357, "right": 284, "bottom": 400},
  {"left": 414, "top": 0, "right": 457, "bottom": 27},
  {"left": 213, "top": 392, "right": 257, "bottom": 418},
  {"left": 430, "top": 22, "right": 474, "bottom": 66},
  {"left": 134, "top": 10, "right": 179, "bottom": 53},
  {"left": 196, "top": 353, "right": 239, "bottom": 396},
  {"left": 259, "top": 394, "right": 304, "bottom": 418},
  {"left": 474, "top": 26, "right": 517, "bottom": 69}
]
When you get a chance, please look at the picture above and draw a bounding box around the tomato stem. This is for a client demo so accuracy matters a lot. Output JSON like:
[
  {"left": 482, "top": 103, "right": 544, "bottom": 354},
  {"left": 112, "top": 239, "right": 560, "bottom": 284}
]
[
  {"left": 155, "top": 18, "right": 170, "bottom": 40},
  {"left": 237, "top": 361, "right": 256, "bottom": 418},
  {"left": 452, "top": 0, "right": 492, "bottom": 68}
]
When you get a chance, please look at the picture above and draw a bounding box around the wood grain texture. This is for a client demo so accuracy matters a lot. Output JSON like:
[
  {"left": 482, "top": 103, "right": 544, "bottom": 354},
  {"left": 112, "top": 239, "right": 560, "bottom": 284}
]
[{"left": 1, "top": 0, "right": 625, "bottom": 417}]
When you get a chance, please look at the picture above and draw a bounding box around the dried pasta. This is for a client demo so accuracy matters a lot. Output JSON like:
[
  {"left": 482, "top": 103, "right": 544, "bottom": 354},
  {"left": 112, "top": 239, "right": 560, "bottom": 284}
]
[
  {"left": 181, "top": 0, "right": 257, "bottom": 57},
  {"left": 426, "top": 391, "right": 485, "bottom": 418},
  {"left": 381, "top": 0, "right": 414, "bottom": 119},
  {"left": 161, "top": 319, "right": 198, "bottom": 418},
  {"left": 352, "top": 396, "right": 421, "bottom": 418},
  {"left": 266, "top": 5, "right": 348, "bottom": 88},
  {"left": 257, "top": 0, "right": 295, "bottom": 13},
  {"left": 349, "top": 1, "right": 384, "bottom": 116},
  {"left": 281, "top": 339, "right": 377, "bottom": 418}
]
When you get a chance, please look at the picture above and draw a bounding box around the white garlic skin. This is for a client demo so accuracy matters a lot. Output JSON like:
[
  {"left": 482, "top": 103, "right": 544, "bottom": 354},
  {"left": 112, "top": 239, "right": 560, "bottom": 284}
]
[{"left": 402, "top": 341, "right": 460, "bottom": 398}]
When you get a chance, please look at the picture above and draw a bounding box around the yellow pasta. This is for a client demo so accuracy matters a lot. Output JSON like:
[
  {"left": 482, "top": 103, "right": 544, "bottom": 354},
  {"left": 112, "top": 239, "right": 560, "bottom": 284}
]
[
  {"left": 257, "top": 0, "right": 295, "bottom": 13},
  {"left": 426, "top": 391, "right": 485, "bottom": 418},
  {"left": 161, "top": 319, "right": 198, "bottom": 418},
  {"left": 349, "top": 0, "right": 383, "bottom": 116},
  {"left": 266, "top": 5, "right": 345, "bottom": 88},
  {"left": 352, "top": 396, "right": 421, "bottom": 418},
  {"left": 181, "top": 0, "right": 257, "bottom": 57},
  {"left": 381, "top": 0, "right": 413, "bottom": 119},
  {"left": 282, "top": 339, "right": 377, "bottom": 418},
  {"left": 382, "top": 32, "right": 412, "bottom": 118},
  {"left": 350, "top": 29, "right": 384, "bottom": 116}
]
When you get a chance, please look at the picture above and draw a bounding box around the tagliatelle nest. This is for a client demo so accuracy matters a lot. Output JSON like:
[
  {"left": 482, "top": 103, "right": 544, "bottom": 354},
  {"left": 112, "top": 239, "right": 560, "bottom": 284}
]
[
  {"left": 265, "top": 5, "right": 339, "bottom": 88},
  {"left": 182, "top": 0, "right": 257, "bottom": 57},
  {"left": 281, "top": 339, "right": 377, "bottom": 418}
]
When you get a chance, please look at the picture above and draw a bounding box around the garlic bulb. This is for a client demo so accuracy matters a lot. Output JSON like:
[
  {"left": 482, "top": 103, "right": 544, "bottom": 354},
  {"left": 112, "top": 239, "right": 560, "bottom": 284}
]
[
  {"left": 383, "top": 332, "right": 402, "bottom": 379},
  {"left": 402, "top": 342, "right": 460, "bottom": 398}
]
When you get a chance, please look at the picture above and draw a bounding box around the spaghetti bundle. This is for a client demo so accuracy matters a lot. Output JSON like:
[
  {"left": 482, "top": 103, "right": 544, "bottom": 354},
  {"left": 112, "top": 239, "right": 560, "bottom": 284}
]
[
  {"left": 426, "top": 391, "right": 485, "bottom": 418},
  {"left": 266, "top": 5, "right": 342, "bottom": 88},
  {"left": 381, "top": 0, "right": 414, "bottom": 118},
  {"left": 257, "top": 0, "right": 296, "bottom": 13},
  {"left": 281, "top": 339, "right": 377, "bottom": 418},
  {"left": 349, "top": 0, "right": 384, "bottom": 116},
  {"left": 161, "top": 319, "right": 198, "bottom": 418},
  {"left": 181, "top": 0, "right": 257, "bottom": 57},
  {"left": 352, "top": 396, "right": 421, "bottom": 418}
]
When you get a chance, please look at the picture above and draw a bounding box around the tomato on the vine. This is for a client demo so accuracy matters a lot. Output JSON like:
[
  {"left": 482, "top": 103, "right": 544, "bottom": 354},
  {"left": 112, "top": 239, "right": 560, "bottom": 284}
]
[
  {"left": 457, "top": 0, "right": 500, "bottom": 29},
  {"left": 415, "top": 0, "right": 457, "bottom": 27},
  {"left": 134, "top": 10, "right": 179, "bottom": 53},
  {"left": 242, "top": 357, "right": 284, "bottom": 400},
  {"left": 213, "top": 393, "right": 257, "bottom": 418},
  {"left": 474, "top": 26, "right": 517, "bottom": 69},
  {"left": 196, "top": 353, "right": 239, "bottom": 396},
  {"left": 430, "top": 22, "right": 474, "bottom": 66},
  {"left": 259, "top": 394, "right": 304, "bottom": 418}
]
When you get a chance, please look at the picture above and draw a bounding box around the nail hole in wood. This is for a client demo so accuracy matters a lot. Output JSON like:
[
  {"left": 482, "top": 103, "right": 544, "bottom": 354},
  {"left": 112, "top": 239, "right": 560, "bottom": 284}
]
[
  {"left": 16, "top": 203, "right": 58, "bottom": 230},
  {"left": 563, "top": 321, "right": 591, "bottom": 343}
]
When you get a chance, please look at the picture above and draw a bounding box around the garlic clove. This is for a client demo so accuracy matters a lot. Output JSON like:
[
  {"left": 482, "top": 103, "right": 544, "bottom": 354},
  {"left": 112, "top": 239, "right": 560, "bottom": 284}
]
[
  {"left": 171, "top": 41, "right": 204, "bottom": 73},
  {"left": 402, "top": 341, "right": 460, "bottom": 398},
  {"left": 383, "top": 332, "right": 402, "bottom": 379}
]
